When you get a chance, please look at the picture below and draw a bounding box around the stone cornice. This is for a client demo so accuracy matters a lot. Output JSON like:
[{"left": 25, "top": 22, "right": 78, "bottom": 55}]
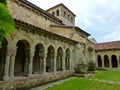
[{"left": 14, "top": 18, "right": 78, "bottom": 45}]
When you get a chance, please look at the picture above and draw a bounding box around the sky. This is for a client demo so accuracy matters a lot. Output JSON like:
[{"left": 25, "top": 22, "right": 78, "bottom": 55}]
[{"left": 28, "top": 0, "right": 120, "bottom": 43}]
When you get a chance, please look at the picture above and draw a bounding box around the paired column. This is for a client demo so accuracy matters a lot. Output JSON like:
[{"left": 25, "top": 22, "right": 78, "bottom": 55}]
[
  {"left": 9, "top": 47, "right": 17, "bottom": 78},
  {"left": 53, "top": 52, "right": 57, "bottom": 73},
  {"left": 62, "top": 53, "right": 65, "bottom": 71},
  {"left": 108, "top": 56, "right": 112, "bottom": 69},
  {"left": 43, "top": 53, "right": 47, "bottom": 74},
  {"left": 101, "top": 56, "right": 104, "bottom": 68},
  {"left": 28, "top": 51, "right": 34, "bottom": 76},
  {"left": 117, "top": 56, "right": 120, "bottom": 69},
  {"left": 3, "top": 46, "right": 17, "bottom": 80},
  {"left": 3, "top": 48, "right": 11, "bottom": 80}
]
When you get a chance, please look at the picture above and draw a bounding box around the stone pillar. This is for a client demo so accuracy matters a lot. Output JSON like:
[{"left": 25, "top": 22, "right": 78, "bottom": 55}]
[
  {"left": 53, "top": 52, "right": 57, "bottom": 73},
  {"left": 117, "top": 56, "right": 119, "bottom": 69},
  {"left": 101, "top": 56, "right": 104, "bottom": 68},
  {"left": 9, "top": 47, "right": 17, "bottom": 78},
  {"left": 3, "top": 47, "right": 11, "bottom": 80},
  {"left": 43, "top": 54, "right": 47, "bottom": 74},
  {"left": 62, "top": 53, "right": 65, "bottom": 71},
  {"left": 96, "top": 56, "right": 98, "bottom": 68},
  {"left": 39, "top": 57, "right": 43, "bottom": 73},
  {"left": 108, "top": 56, "right": 112, "bottom": 69},
  {"left": 70, "top": 51, "right": 73, "bottom": 70},
  {"left": 28, "top": 51, "right": 34, "bottom": 77}
]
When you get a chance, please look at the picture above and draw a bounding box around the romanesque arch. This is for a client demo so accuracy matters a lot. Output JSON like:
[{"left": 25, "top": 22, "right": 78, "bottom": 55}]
[
  {"left": 15, "top": 40, "right": 30, "bottom": 76},
  {"left": 33, "top": 44, "right": 44, "bottom": 74},
  {"left": 111, "top": 55, "right": 118, "bottom": 68},
  {"left": 104, "top": 55, "right": 109, "bottom": 68},
  {"left": 0, "top": 38, "right": 8, "bottom": 77},
  {"left": 65, "top": 48, "right": 70, "bottom": 70},
  {"left": 56, "top": 10, "right": 59, "bottom": 16},
  {"left": 56, "top": 47, "right": 63, "bottom": 71},
  {"left": 97, "top": 55, "right": 102, "bottom": 67},
  {"left": 46, "top": 46, "right": 54, "bottom": 72}
]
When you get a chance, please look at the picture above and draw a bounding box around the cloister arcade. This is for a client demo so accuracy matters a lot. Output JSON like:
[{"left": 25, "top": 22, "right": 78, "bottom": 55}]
[
  {"left": 97, "top": 55, "right": 120, "bottom": 69},
  {"left": 0, "top": 37, "right": 72, "bottom": 79}
]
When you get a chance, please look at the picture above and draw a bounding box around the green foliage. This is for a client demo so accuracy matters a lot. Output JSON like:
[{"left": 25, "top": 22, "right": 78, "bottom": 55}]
[
  {"left": 0, "top": 0, "right": 7, "bottom": 6},
  {"left": 92, "top": 71, "right": 120, "bottom": 81},
  {"left": 45, "top": 77, "right": 120, "bottom": 90},
  {"left": 0, "top": 2, "right": 15, "bottom": 45}
]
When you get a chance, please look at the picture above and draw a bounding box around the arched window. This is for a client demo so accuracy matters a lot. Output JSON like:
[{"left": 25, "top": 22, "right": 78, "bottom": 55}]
[
  {"left": 46, "top": 46, "right": 54, "bottom": 72},
  {"left": 71, "top": 17, "right": 73, "bottom": 22},
  {"left": 64, "top": 11, "right": 66, "bottom": 17},
  {"left": 104, "top": 55, "right": 109, "bottom": 68},
  {"left": 56, "top": 10, "right": 59, "bottom": 16},
  {"left": 52, "top": 12, "right": 55, "bottom": 16},
  {"left": 98, "top": 55, "right": 102, "bottom": 67},
  {"left": 111, "top": 55, "right": 118, "bottom": 68},
  {"left": 68, "top": 14, "right": 70, "bottom": 20}
]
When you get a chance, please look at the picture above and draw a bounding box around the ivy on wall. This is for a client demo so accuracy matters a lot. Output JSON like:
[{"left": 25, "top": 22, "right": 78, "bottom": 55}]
[{"left": 0, "top": 0, "right": 15, "bottom": 48}]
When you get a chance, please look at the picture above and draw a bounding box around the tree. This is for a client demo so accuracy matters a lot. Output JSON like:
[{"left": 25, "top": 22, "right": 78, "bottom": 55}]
[{"left": 0, "top": 0, "right": 15, "bottom": 48}]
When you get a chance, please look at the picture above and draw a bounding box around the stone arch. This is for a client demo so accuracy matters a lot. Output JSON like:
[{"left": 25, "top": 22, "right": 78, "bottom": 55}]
[
  {"left": 46, "top": 46, "right": 54, "bottom": 72},
  {"left": 15, "top": 40, "right": 30, "bottom": 76},
  {"left": 98, "top": 55, "right": 102, "bottom": 67},
  {"left": 56, "top": 47, "right": 63, "bottom": 71},
  {"left": 56, "top": 10, "right": 59, "bottom": 16},
  {"left": 33, "top": 43, "right": 44, "bottom": 74},
  {"left": 65, "top": 48, "right": 70, "bottom": 70},
  {"left": 0, "top": 38, "right": 8, "bottom": 76},
  {"left": 104, "top": 55, "right": 109, "bottom": 68},
  {"left": 111, "top": 55, "right": 118, "bottom": 68}
]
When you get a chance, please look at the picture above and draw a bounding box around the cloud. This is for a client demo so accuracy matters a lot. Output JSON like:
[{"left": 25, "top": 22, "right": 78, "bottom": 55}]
[{"left": 28, "top": 0, "right": 120, "bottom": 43}]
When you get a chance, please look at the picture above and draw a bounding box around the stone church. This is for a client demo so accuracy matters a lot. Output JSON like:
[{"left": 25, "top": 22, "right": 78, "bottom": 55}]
[{"left": 0, "top": 0, "right": 95, "bottom": 89}]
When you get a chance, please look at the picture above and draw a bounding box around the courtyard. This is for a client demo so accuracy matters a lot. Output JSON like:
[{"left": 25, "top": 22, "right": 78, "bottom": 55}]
[{"left": 34, "top": 71, "right": 120, "bottom": 90}]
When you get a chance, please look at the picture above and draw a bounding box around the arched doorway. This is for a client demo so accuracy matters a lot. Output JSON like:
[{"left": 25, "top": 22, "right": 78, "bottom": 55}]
[
  {"left": 111, "top": 55, "right": 118, "bottom": 68},
  {"left": 98, "top": 55, "right": 102, "bottom": 67},
  {"left": 65, "top": 49, "right": 70, "bottom": 70},
  {"left": 15, "top": 40, "right": 30, "bottom": 76},
  {"left": 46, "top": 46, "right": 54, "bottom": 72},
  {"left": 0, "top": 38, "right": 8, "bottom": 77},
  {"left": 56, "top": 47, "right": 63, "bottom": 71},
  {"left": 33, "top": 44, "right": 44, "bottom": 74},
  {"left": 104, "top": 55, "right": 109, "bottom": 68}
]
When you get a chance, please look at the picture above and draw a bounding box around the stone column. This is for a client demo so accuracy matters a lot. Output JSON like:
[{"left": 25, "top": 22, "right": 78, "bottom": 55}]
[
  {"left": 108, "top": 56, "right": 112, "bottom": 69},
  {"left": 101, "top": 56, "right": 104, "bottom": 68},
  {"left": 9, "top": 47, "right": 17, "bottom": 78},
  {"left": 62, "top": 54, "right": 65, "bottom": 71},
  {"left": 28, "top": 51, "right": 34, "bottom": 77},
  {"left": 3, "top": 47, "right": 11, "bottom": 80},
  {"left": 96, "top": 56, "right": 98, "bottom": 68},
  {"left": 117, "top": 56, "right": 119, "bottom": 69},
  {"left": 53, "top": 52, "right": 57, "bottom": 73},
  {"left": 43, "top": 53, "right": 47, "bottom": 74}
]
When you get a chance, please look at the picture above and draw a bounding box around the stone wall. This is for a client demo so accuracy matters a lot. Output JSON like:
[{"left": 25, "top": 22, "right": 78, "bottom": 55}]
[{"left": 0, "top": 70, "right": 74, "bottom": 90}]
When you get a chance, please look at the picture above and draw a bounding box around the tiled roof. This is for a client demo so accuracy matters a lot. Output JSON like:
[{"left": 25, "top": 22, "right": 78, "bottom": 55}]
[{"left": 95, "top": 41, "right": 120, "bottom": 51}]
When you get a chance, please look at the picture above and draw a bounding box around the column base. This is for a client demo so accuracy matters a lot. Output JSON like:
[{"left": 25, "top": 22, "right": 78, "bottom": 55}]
[{"left": 3, "top": 75, "right": 9, "bottom": 81}]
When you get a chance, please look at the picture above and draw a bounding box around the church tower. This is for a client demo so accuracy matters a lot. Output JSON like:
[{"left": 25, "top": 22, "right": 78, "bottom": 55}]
[{"left": 46, "top": 3, "right": 76, "bottom": 26}]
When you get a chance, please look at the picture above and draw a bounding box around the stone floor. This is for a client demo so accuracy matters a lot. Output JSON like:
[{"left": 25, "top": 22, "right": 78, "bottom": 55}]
[{"left": 30, "top": 77, "right": 75, "bottom": 90}]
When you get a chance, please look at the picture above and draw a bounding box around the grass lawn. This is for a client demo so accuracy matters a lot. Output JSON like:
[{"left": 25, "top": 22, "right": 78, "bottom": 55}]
[
  {"left": 92, "top": 71, "right": 120, "bottom": 81},
  {"left": 45, "top": 77, "right": 120, "bottom": 90},
  {"left": 45, "top": 71, "right": 120, "bottom": 90}
]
